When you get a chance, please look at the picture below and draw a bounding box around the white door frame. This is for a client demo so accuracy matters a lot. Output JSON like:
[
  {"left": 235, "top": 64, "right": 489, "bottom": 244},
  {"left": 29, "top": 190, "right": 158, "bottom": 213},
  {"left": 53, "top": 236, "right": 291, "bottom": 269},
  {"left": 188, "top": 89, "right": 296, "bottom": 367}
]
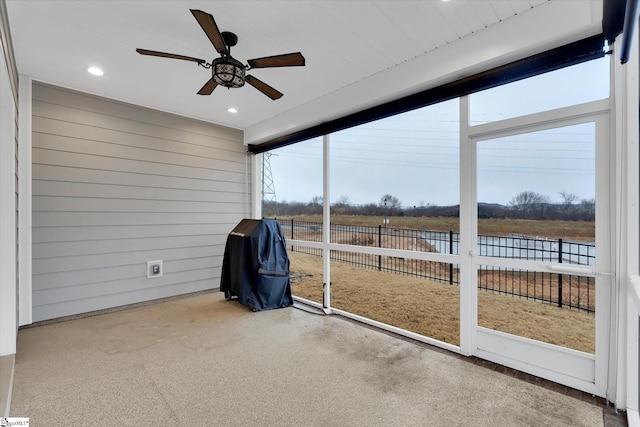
[{"left": 460, "top": 97, "right": 612, "bottom": 396}]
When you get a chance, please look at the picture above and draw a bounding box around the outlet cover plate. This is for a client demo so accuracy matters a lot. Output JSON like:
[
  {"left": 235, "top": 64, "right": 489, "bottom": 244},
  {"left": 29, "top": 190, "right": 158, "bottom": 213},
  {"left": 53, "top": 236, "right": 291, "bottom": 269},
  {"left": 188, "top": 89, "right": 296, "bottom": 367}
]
[{"left": 147, "top": 260, "right": 163, "bottom": 278}]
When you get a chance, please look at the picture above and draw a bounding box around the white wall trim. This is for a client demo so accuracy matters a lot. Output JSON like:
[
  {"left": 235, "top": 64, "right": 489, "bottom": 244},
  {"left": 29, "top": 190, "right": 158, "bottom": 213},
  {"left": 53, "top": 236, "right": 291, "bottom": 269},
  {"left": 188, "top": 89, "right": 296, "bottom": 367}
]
[
  {"left": 18, "top": 75, "right": 31, "bottom": 326},
  {"left": 0, "top": 353, "right": 15, "bottom": 417},
  {"left": 0, "top": 37, "right": 16, "bottom": 356},
  {"left": 251, "top": 153, "right": 261, "bottom": 219},
  {"left": 627, "top": 279, "right": 640, "bottom": 420},
  {"left": 607, "top": 19, "right": 640, "bottom": 411},
  {"left": 619, "top": 17, "right": 640, "bottom": 415}
]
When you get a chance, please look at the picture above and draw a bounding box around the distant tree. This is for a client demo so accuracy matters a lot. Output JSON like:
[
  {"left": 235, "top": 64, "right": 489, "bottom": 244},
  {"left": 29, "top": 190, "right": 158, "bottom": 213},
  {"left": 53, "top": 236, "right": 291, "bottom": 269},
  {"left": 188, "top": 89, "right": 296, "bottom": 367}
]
[
  {"left": 379, "top": 194, "right": 401, "bottom": 209},
  {"left": 559, "top": 190, "right": 579, "bottom": 210},
  {"left": 310, "top": 195, "right": 323, "bottom": 206},
  {"left": 509, "top": 191, "right": 548, "bottom": 208},
  {"left": 478, "top": 203, "right": 501, "bottom": 219},
  {"left": 581, "top": 198, "right": 595, "bottom": 217},
  {"left": 335, "top": 195, "right": 350, "bottom": 206},
  {"left": 509, "top": 191, "right": 550, "bottom": 216},
  {"left": 361, "top": 203, "right": 380, "bottom": 216}
]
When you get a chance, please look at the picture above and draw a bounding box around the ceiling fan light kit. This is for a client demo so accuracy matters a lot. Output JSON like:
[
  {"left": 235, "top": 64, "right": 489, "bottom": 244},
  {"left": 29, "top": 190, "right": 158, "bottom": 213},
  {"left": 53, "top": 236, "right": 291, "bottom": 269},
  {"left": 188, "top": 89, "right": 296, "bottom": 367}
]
[
  {"left": 136, "top": 9, "right": 305, "bottom": 100},
  {"left": 212, "top": 57, "right": 245, "bottom": 88}
]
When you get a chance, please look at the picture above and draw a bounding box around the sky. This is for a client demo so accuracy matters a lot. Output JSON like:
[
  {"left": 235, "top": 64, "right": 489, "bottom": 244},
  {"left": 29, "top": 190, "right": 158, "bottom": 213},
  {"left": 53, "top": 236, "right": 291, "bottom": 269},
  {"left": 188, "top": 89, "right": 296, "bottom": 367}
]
[{"left": 266, "top": 57, "right": 609, "bottom": 208}]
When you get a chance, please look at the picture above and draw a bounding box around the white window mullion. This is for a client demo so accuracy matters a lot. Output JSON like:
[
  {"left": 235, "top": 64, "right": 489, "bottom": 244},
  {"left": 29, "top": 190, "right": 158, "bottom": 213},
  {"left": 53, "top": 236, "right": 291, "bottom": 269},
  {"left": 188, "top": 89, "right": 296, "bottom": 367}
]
[{"left": 459, "top": 95, "right": 476, "bottom": 356}]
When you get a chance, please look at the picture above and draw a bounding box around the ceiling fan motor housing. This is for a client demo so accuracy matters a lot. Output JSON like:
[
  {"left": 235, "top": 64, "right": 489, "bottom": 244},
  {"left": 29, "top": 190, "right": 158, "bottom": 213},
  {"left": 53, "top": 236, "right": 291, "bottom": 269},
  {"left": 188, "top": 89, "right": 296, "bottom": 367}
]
[
  {"left": 212, "top": 57, "right": 246, "bottom": 88},
  {"left": 221, "top": 31, "right": 238, "bottom": 47}
]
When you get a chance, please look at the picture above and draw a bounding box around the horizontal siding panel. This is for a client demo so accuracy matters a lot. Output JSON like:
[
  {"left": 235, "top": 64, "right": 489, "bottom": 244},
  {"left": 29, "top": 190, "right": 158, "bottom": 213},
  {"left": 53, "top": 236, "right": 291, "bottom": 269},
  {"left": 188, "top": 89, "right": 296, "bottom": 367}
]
[
  {"left": 32, "top": 279, "right": 217, "bottom": 322},
  {"left": 33, "top": 164, "right": 248, "bottom": 193},
  {"left": 33, "top": 181, "right": 245, "bottom": 204},
  {"left": 34, "top": 263, "right": 147, "bottom": 290},
  {"left": 32, "top": 114, "right": 245, "bottom": 161},
  {"left": 32, "top": 83, "right": 248, "bottom": 321},
  {"left": 33, "top": 196, "right": 243, "bottom": 214},
  {"left": 33, "top": 84, "right": 243, "bottom": 143},
  {"left": 33, "top": 234, "right": 225, "bottom": 259},
  {"left": 32, "top": 132, "right": 244, "bottom": 173},
  {"left": 33, "top": 247, "right": 224, "bottom": 276},
  {"left": 33, "top": 148, "right": 246, "bottom": 183},
  {"left": 33, "top": 211, "right": 245, "bottom": 227},
  {"left": 33, "top": 256, "right": 219, "bottom": 290},
  {"left": 33, "top": 223, "right": 234, "bottom": 243},
  {"left": 32, "top": 101, "right": 243, "bottom": 152},
  {"left": 34, "top": 268, "right": 218, "bottom": 305},
  {"left": 165, "top": 256, "right": 222, "bottom": 274}
]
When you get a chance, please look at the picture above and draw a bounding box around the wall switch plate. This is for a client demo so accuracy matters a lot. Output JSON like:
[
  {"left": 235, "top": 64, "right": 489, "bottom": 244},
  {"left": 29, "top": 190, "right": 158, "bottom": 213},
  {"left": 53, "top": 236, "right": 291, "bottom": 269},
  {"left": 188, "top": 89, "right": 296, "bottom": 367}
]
[{"left": 147, "top": 260, "right": 163, "bottom": 278}]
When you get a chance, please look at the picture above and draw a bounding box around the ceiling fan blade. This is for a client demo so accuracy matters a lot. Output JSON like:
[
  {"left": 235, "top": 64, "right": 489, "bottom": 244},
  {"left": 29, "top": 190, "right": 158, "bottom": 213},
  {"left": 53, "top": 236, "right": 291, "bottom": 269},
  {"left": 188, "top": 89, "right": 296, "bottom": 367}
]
[
  {"left": 136, "top": 48, "right": 206, "bottom": 64},
  {"left": 190, "top": 9, "right": 228, "bottom": 56},
  {"left": 197, "top": 78, "right": 218, "bottom": 95},
  {"left": 245, "top": 75, "right": 283, "bottom": 100},
  {"left": 247, "top": 52, "right": 306, "bottom": 69}
]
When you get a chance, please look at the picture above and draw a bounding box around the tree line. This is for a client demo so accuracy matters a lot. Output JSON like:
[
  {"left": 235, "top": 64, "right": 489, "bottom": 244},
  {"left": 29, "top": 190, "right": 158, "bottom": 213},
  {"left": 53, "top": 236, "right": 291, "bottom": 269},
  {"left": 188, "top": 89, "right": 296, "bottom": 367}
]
[{"left": 263, "top": 191, "right": 595, "bottom": 221}]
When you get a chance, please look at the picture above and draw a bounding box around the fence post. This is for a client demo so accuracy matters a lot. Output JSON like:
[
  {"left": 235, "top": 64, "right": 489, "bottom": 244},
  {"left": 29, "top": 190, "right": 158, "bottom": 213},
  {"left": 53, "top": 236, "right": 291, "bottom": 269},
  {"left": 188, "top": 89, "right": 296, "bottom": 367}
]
[
  {"left": 291, "top": 218, "right": 295, "bottom": 240},
  {"left": 557, "top": 238, "right": 563, "bottom": 308},
  {"left": 449, "top": 230, "right": 454, "bottom": 285},
  {"left": 378, "top": 225, "right": 382, "bottom": 271}
]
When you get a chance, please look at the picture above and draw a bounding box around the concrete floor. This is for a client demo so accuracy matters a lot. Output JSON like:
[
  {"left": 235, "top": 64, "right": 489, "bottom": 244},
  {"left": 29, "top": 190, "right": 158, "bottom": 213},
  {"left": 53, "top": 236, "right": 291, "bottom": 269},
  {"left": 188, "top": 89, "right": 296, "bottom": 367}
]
[{"left": 9, "top": 292, "right": 621, "bottom": 426}]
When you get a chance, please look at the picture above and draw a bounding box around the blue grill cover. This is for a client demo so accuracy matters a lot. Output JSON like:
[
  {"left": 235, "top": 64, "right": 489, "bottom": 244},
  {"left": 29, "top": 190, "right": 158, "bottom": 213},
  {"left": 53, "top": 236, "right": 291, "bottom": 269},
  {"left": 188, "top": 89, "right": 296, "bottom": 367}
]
[{"left": 220, "top": 219, "right": 293, "bottom": 311}]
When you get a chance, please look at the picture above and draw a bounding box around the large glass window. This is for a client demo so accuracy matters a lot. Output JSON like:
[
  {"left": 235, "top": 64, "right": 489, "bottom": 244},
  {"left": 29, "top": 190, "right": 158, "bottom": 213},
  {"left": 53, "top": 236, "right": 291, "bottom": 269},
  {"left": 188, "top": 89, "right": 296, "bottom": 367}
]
[
  {"left": 328, "top": 100, "right": 461, "bottom": 345},
  {"left": 477, "top": 123, "right": 595, "bottom": 235},
  {"left": 475, "top": 121, "right": 597, "bottom": 353},
  {"left": 262, "top": 54, "right": 607, "bottom": 357},
  {"left": 330, "top": 100, "right": 460, "bottom": 213},
  {"left": 265, "top": 137, "right": 323, "bottom": 305},
  {"left": 263, "top": 136, "right": 323, "bottom": 219},
  {"left": 469, "top": 57, "right": 609, "bottom": 124}
]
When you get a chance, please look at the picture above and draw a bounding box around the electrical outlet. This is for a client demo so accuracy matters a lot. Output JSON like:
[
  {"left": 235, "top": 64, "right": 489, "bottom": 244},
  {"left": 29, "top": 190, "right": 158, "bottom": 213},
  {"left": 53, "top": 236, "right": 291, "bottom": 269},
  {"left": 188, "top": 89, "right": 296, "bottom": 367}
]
[{"left": 147, "top": 260, "right": 163, "bottom": 278}]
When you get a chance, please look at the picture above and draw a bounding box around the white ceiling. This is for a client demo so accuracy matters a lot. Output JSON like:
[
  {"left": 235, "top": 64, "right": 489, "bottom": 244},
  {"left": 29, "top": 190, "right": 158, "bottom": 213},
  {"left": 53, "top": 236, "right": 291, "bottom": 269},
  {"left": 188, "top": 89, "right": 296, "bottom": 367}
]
[{"left": 6, "top": 1, "right": 603, "bottom": 145}]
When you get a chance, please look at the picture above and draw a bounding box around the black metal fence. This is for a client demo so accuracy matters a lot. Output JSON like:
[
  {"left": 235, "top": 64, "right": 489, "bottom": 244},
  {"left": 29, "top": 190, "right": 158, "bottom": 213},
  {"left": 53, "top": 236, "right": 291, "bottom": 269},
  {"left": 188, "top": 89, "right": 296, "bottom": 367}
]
[{"left": 277, "top": 218, "right": 596, "bottom": 313}]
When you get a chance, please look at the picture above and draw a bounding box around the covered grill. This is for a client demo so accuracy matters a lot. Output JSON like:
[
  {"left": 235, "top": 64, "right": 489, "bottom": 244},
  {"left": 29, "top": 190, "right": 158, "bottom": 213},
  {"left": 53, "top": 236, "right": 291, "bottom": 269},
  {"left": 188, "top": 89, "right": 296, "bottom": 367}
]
[{"left": 220, "top": 218, "right": 293, "bottom": 311}]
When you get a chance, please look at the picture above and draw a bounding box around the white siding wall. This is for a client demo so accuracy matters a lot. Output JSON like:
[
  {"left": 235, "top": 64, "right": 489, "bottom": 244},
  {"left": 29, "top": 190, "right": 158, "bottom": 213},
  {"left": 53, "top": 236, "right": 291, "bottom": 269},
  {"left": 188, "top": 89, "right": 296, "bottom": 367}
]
[{"left": 31, "top": 83, "right": 248, "bottom": 321}]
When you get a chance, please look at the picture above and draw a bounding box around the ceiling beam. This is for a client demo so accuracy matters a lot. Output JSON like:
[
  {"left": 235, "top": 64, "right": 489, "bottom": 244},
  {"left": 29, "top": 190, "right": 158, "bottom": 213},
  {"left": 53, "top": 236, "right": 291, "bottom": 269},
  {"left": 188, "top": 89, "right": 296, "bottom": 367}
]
[{"left": 619, "top": 0, "right": 639, "bottom": 64}]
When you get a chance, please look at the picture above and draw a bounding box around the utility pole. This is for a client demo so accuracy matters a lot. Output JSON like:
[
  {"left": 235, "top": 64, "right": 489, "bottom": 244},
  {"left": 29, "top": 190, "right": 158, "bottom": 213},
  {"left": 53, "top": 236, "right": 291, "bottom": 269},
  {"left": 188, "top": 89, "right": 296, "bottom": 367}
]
[{"left": 262, "top": 152, "right": 278, "bottom": 215}]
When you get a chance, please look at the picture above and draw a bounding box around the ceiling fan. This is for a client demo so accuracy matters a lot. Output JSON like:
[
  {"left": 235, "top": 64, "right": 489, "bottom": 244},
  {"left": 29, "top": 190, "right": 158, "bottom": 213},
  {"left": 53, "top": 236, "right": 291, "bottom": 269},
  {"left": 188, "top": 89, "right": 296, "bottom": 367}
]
[{"left": 136, "top": 9, "right": 305, "bottom": 100}]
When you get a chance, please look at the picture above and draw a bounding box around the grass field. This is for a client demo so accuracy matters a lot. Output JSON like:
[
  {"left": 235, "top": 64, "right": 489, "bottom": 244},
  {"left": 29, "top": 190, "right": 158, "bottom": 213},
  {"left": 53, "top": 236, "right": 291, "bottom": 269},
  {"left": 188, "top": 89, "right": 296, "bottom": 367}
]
[
  {"left": 284, "top": 215, "right": 596, "bottom": 353},
  {"left": 279, "top": 215, "right": 595, "bottom": 241},
  {"left": 289, "top": 250, "right": 595, "bottom": 354}
]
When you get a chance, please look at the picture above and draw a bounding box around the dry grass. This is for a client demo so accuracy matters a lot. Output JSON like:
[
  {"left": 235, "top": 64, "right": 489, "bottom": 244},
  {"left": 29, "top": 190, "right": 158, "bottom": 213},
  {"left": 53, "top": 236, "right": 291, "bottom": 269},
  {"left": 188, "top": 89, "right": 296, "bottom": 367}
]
[
  {"left": 289, "top": 251, "right": 594, "bottom": 353},
  {"left": 285, "top": 215, "right": 595, "bottom": 241}
]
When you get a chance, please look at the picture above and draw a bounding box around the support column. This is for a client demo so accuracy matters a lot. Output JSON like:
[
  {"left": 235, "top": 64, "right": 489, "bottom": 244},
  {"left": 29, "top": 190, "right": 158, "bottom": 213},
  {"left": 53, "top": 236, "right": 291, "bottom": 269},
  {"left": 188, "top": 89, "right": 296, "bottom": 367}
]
[
  {"left": 322, "top": 134, "right": 331, "bottom": 311},
  {"left": 459, "top": 95, "right": 477, "bottom": 356}
]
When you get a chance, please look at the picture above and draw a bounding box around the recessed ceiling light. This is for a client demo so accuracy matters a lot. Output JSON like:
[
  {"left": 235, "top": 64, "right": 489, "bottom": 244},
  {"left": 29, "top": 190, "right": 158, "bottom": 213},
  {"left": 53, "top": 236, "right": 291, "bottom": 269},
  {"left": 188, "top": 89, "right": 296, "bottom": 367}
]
[
  {"left": 227, "top": 107, "right": 238, "bottom": 114},
  {"left": 87, "top": 66, "right": 104, "bottom": 76}
]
